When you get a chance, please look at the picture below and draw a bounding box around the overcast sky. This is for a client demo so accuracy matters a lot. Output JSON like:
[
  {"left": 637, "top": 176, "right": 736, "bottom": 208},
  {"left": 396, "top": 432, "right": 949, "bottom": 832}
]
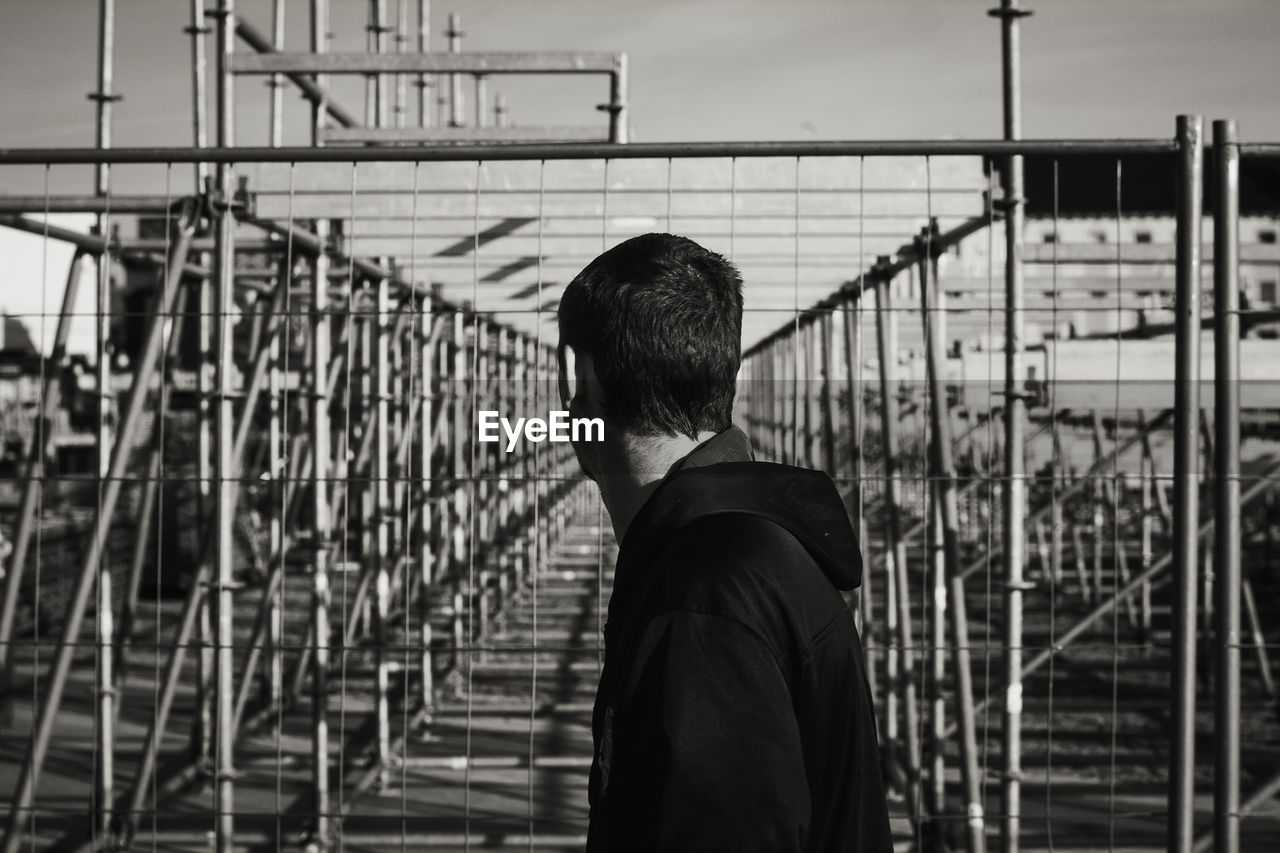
[
  {"left": 2, "top": 0, "right": 1278, "bottom": 356},
  {"left": 2, "top": 0, "right": 1279, "bottom": 148}
]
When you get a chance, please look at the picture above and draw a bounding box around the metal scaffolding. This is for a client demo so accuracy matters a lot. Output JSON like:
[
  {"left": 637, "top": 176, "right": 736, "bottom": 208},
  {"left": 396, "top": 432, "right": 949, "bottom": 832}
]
[{"left": 0, "top": 2, "right": 1277, "bottom": 852}]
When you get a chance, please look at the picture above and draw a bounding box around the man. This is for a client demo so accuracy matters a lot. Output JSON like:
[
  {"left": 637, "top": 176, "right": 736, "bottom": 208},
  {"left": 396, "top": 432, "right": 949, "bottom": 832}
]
[{"left": 558, "top": 233, "right": 892, "bottom": 852}]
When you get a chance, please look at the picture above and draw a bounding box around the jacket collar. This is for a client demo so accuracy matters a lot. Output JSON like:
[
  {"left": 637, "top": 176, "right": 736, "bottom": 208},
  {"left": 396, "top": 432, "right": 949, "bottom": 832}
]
[
  {"left": 669, "top": 424, "right": 755, "bottom": 473},
  {"left": 615, "top": 425, "right": 752, "bottom": 575}
]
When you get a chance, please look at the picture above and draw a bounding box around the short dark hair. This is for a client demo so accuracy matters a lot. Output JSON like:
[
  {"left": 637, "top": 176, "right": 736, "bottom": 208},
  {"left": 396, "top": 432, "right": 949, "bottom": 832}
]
[{"left": 558, "top": 233, "right": 743, "bottom": 438}]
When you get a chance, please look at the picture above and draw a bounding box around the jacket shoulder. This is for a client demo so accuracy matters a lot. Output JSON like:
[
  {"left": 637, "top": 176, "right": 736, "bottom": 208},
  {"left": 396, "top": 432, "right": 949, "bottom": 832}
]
[{"left": 651, "top": 513, "right": 849, "bottom": 656}]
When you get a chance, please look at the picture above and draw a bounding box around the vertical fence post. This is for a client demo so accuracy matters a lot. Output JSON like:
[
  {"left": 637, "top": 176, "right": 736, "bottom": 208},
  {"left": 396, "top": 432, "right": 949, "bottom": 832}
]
[
  {"left": 992, "top": 0, "right": 1030, "bottom": 846},
  {"left": 194, "top": 177, "right": 216, "bottom": 780},
  {"left": 90, "top": 0, "right": 119, "bottom": 834},
  {"left": 1211, "top": 117, "right": 1241, "bottom": 853},
  {"left": 1169, "top": 113, "right": 1204, "bottom": 853},
  {"left": 212, "top": 2, "right": 238, "bottom": 848},
  {"left": 191, "top": 1, "right": 222, "bottom": 772}
]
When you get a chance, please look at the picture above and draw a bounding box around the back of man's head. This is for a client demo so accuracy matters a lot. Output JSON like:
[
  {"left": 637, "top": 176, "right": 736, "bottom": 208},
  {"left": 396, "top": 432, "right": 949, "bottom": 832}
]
[{"left": 558, "top": 233, "right": 744, "bottom": 439}]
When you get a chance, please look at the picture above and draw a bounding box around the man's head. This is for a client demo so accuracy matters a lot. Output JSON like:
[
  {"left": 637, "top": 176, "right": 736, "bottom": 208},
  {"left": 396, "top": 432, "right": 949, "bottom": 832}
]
[{"left": 557, "top": 233, "right": 744, "bottom": 447}]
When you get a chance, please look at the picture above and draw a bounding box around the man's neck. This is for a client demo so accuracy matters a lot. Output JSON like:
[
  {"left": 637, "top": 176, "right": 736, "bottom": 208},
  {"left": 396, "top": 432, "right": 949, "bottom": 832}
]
[{"left": 598, "top": 431, "right": 717, "bottom": 543}]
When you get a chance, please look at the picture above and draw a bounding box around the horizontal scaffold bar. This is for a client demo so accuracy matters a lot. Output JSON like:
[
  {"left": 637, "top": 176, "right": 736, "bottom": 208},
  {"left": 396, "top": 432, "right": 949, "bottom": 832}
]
[
  {"left": 0, "top": 195, "right": 178, "bottom": 214},
  {"left": 322, "top": 126, "right": 611, "bottom": 145},
  {"left": 0, "top": 139, "right": 1179, "bottom": 165},
  {"left": 230, "top": 50, "right": 622, "bottom": 75}
]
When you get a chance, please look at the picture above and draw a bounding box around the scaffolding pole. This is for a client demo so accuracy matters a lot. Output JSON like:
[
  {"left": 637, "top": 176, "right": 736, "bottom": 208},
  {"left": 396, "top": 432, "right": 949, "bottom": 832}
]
[
  {"left": 269, "top": 0, "right": 285, "bottom": 146},
  {"left": 606, "top": 54, "right": 628, "bottom": 143},
  {"left": 919, "top": 249, "right": 986, "bottom": 853},
  {"left": 1211, "top": 117, "right": 1241, "bottom": 853},
  {"left": 90, "top": 0, "right": 120, "bottom": 836},
  {"left": 396, "top": 0, "right": 409, "bottom": 128},
  {"left": 1169, "top": 113, "right": 1204, "bottom": 853},
  {"left": 873, "top": 266, "right": 921, "bottom": 823},
  {"left": 193, "top": 0, "right": 217, "bottom": 774},
  {"left": 447, "top": 13, "right": 463, "bottom": 127},
  {"left": 367, "top": 0, "right": 389, "bottom": 130},
  {"left": 991, "top": 1, "right": 1030, "bottom": 847},
  {"left": 419, "top": 298, "right": 440, "bottom": 722},
  {"left": 188, "top": 0, "right": 210, "bottom": 190},
  {"left": 372, "top": 271, "right": 394, "bottom": 790},
  {"left": 311, "top": 0, "right": 330, "bottom": 147},
  {"left": 310, "top": 217, "right": 334, "bottom": 851},
  {"left": 211, "top": 2, "right": 238, "bottom": 849},
  {"left": 417, "top": 0, "right": 432, "bottom": 128}
]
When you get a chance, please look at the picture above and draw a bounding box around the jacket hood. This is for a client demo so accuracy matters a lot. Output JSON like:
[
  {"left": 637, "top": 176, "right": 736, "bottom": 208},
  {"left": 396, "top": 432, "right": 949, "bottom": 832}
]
[{"left": 619, "top": 427, "right": 863, "bottom": 591}]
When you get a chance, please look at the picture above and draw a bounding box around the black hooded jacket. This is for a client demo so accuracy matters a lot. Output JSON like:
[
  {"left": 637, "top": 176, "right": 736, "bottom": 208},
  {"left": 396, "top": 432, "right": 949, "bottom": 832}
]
[{"left": 586, "top": 427, "right": 892, "bottom": 852}]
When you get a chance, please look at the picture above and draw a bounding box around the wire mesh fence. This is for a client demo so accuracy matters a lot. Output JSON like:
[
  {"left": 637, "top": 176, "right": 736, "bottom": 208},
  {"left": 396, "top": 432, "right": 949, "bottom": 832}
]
[{"left": 0, "top": 131, "right": 1278, "bottom": 852}]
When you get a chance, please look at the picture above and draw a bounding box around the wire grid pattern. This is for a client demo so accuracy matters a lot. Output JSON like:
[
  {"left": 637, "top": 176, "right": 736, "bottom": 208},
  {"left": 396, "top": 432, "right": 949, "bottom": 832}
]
[{"left": 0, "top": 149, "right": 1277, "bottom": 853}]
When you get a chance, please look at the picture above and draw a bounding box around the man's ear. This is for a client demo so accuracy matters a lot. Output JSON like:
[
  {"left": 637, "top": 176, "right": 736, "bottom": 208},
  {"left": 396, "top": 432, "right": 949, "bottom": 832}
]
[
  {"left": 578, "top": 351, "right": 608, "bottom": 409},
  {"left": 556, "top": 343, "right": 574, "bottom": 408},
  {"left": 558, "top": 344, "right": 605, "bottom": 408}
]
